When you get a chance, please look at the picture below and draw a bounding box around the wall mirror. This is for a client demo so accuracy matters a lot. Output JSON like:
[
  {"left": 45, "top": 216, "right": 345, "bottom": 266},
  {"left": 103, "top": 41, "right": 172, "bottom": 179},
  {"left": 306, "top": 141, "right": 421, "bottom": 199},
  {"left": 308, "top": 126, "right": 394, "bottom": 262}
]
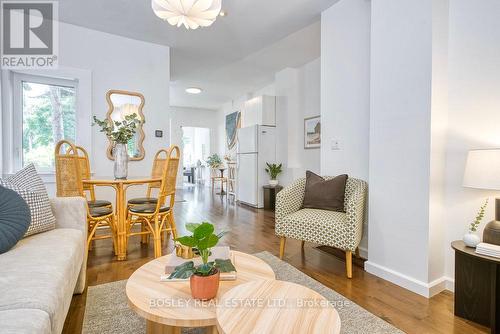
[{"left": 105, "top": 90, "right": 145, "bottom": 161}]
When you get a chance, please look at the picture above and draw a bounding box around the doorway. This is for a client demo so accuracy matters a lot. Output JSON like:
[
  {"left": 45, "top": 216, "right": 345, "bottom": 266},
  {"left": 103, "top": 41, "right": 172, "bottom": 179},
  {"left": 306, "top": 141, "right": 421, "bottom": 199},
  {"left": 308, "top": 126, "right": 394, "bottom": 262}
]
[{"left": 181, "top": 127, "right": 210, "bottom": 186}]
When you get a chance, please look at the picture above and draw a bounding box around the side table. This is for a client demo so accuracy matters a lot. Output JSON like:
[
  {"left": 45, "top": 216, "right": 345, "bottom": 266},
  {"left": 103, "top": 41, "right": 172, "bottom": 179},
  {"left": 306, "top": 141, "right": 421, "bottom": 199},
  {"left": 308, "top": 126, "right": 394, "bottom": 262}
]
[
  {"left": 452, "top": 240, "right": 500, "bottom": 333},
  {"left": 263, "top": 185, "right": 283, "bottom": 210}
]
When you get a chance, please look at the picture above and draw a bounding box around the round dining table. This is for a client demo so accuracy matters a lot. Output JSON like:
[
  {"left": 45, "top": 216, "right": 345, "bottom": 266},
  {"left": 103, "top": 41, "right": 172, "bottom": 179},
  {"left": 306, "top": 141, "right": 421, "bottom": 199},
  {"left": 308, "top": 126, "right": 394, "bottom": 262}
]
[{"left": 82, "top": 176, "right": 161, "bottom": 260}]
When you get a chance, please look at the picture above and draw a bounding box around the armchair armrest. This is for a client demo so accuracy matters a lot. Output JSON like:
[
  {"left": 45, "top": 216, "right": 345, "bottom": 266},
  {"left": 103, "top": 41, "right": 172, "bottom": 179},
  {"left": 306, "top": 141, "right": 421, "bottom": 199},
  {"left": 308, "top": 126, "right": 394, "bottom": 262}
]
[
  {"left": 275, "top": 178, "right": 306, "bottom": 235},
  {"left": 344, "top": 178, "right": 368, "bottom": 251},
  {"left": 50, "top": 197, "right": 87, "bottom": 294}
]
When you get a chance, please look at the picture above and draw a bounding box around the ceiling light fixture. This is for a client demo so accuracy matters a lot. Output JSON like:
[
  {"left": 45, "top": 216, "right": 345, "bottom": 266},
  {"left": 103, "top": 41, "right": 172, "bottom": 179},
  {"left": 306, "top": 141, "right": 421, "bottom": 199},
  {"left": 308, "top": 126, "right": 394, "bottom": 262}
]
[
  {"left": 186, "top": 87, "right": 202, "bottom": 94},
  {"left": 152, "top": 0, "right": 222, "bottom": 30}
]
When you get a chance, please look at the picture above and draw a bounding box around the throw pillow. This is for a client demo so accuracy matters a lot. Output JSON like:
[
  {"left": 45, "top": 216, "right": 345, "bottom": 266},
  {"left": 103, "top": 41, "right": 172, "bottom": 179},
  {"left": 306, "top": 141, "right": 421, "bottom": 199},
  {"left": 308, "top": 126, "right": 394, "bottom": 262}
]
[
  {"left": 0, "top": 186, "right": 31, "bottom": 254},
  {"left": 302, "top": 171, "right": 348, "bottom": 212},
  {"left": 0, "top": 164, "right": 56, "bottom": 237}
]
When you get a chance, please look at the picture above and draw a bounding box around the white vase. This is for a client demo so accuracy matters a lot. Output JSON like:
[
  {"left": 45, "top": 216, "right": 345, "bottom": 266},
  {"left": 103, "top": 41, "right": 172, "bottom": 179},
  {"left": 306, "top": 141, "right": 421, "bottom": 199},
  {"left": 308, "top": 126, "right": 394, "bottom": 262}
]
[
  {"left": 114, "top": 143, "right": 129, "bottom": 179},
  {"left": 463, "top": 232, "right": 481, "bottom": 248},
  {"left": 269, "top": 179, "right": 279, "bottom": 187}
]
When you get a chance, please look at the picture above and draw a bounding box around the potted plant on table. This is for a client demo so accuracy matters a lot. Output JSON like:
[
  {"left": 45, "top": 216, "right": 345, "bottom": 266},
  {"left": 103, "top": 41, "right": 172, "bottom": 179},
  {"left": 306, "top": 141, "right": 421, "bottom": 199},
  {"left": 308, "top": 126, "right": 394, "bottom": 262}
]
[
  {"left": 93, "top": 114, "right": 143, "bottom": 179},
  {"left": 170, "top": 222, "right": 235, "bottom": 300},
  {"left": 265, "top": 162, "right": 283, "bottom": 186},
  {"left": 206, "top": 153, "right": 223, "bottom": 169},
  {"left": 463, "top": 199, "right": 488, "bottom": 248}
]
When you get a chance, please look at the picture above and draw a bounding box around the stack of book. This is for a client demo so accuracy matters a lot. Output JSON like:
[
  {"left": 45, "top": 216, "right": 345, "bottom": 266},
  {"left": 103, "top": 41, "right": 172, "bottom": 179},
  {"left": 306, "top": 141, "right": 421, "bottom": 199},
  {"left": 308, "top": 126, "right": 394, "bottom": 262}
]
[{"left": 475, "top": 242, "right": 500, "bottom": 258}]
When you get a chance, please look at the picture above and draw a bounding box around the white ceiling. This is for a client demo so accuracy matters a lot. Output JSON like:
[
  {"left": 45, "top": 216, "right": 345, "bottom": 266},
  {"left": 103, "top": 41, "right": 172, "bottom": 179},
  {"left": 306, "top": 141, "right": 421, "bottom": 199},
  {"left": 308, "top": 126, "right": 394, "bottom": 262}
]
[{"left": 58, "top": 0, "right": 336, "bottom": 110}]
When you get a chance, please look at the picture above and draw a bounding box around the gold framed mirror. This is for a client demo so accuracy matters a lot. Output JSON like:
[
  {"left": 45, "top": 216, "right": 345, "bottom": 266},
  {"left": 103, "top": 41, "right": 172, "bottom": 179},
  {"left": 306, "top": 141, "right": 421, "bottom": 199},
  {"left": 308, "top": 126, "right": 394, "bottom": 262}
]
[{"left": 105, "top": 90, "right": 145, "bottom": 161}]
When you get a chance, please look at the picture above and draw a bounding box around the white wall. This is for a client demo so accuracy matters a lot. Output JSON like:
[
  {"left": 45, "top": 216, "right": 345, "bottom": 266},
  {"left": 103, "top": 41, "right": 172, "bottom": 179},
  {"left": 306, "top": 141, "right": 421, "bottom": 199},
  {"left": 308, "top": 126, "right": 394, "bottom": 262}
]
[
  {"left": 320, "top": 0, "right": 371, "bottom": 182},
  {"left": 443, "top": 0, "right": 500, "bottom": 280},
  {"left": 170, "top": 106, "right": 220, "bottom": 187},
  {"left": 1, "top": 22, "right": 170, "bottom": 200},
  {"left": 367, "top": 0, "right": 435, "bottom": 295}
]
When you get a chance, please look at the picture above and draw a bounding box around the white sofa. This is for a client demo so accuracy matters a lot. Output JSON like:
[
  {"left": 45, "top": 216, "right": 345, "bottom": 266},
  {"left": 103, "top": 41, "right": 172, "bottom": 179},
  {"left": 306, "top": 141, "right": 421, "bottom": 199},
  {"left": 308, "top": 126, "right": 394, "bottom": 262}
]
[{"left": 0, "top": 197, "right": 87, "bottom": 334}]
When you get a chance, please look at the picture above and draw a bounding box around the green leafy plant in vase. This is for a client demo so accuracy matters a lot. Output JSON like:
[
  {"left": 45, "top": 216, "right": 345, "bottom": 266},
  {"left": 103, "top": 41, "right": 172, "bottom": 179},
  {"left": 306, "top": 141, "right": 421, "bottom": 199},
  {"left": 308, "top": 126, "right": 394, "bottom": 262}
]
[
  {"left": 93, "top": 114, "right": 143, "bottom": 179},
  {"left": 464, "top": 198, "right": 488, "bottom": 248},
  {"left": 265, "top": 162, "right": 283, "bottom": 186},
  {"left": 170, "top": 222, "right": 235, "bottom": 300},
  {"left": 206, "top": 154, "right": 223, "bottom": 169}
]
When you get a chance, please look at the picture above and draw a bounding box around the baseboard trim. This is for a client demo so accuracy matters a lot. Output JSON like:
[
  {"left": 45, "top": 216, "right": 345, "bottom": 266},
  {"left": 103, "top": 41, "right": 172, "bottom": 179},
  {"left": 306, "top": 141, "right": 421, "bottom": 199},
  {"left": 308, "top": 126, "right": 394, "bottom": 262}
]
[
  {"left": 364, "top": 261, "right": 453, "bottom": 298},
  {"left": 358, "top": 246, "right": 368, "bottom": 259}
]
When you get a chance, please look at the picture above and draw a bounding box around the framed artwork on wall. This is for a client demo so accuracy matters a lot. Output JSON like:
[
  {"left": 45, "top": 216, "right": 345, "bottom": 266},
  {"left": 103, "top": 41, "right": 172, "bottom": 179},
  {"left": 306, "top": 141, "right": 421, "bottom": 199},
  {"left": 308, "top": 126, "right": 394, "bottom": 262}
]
[
  {"left": 226, "top": 111, "right": 241, "bottom": 150},
  {"left": 304, "top": 116, "right": 321, "bottom": 149}
]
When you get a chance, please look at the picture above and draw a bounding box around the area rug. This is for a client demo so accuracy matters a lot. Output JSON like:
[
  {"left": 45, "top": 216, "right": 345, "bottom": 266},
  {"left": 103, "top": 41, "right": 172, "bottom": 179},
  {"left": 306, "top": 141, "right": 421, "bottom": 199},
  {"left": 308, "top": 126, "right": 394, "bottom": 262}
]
[{"left": 83, "top": 251, "right": 404, "bottom": 334}]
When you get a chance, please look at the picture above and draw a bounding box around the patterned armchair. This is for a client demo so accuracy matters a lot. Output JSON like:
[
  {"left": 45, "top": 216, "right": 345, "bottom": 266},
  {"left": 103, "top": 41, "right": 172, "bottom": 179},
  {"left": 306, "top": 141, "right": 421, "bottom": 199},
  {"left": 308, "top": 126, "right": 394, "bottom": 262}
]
[{"left": 275, "top": 177, "right": 367, "bottom": 278}]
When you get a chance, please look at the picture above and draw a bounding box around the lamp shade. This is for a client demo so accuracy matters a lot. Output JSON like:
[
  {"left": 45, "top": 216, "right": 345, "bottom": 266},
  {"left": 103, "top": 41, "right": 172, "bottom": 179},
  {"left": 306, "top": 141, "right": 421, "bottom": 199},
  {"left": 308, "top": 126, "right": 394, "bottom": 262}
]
[{"left": 463, "top": 149, "right": 500, "bottom": 190}]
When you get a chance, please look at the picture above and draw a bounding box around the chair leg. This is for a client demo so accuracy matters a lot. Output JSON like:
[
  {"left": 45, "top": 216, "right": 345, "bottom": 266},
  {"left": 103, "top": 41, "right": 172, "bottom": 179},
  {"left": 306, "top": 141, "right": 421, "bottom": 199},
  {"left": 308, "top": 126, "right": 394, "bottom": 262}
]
[
  {"left": 168, "top": 213, "right": 178, "bottom": 240},
  {"left": 301, "top": 240, "right": 305, "bottom": 249},
  {"left": 355, "top": 247, "right": 360, "bottom": 258},
  {"left": 346, "top": 250, "right": 353, "bottom": 279},
  {"left": 279, "top": 237, "right": 286, "bottom": 259},
  {"left": 153, "top": 217, "right": 162, "bottom": 258}
]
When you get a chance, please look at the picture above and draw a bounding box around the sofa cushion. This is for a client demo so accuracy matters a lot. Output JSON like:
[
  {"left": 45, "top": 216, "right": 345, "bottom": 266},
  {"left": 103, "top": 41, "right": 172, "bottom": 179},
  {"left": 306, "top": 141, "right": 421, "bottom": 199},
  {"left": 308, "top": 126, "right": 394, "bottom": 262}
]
[
  {"left": 0, "top": 309, "right": 51, "bottom": 334},
  {"left": 0, "top": 228, "right": 84, "bottom": 334},
  {"left": 302, "top": 171, "right": 348, "bottom": 212},
  {"left": 0, "top": 164, "right": 56, "bottom": 237},
  {"left": 0, "top": 186, "right": 31, "bottom": 254},
  {"left": 279, "top": 208, "right": 351, "bottom": 249}
]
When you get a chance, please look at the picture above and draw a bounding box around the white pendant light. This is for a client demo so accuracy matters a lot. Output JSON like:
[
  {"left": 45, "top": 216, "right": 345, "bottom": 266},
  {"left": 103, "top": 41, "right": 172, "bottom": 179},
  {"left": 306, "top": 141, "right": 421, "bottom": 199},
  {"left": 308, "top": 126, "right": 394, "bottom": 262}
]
[{"left": 152, "top": 0, "right": 222, "bottom": 30}]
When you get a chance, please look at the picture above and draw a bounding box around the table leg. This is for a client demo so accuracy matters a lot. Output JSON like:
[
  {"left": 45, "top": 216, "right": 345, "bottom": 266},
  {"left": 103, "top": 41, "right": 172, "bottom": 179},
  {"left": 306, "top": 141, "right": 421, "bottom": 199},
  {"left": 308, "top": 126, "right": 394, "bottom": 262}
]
[
  {"left": 146, "top": 320, "right": 181, "bottom": 334},
  {"left": 116, "top": 183, "right": 127, "bottom": 261}
]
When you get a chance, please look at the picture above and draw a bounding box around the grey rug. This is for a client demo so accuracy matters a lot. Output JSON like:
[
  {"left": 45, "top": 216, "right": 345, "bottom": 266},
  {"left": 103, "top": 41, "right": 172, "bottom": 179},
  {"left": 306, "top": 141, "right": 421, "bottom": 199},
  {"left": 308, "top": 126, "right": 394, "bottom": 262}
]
[{"left": 83, "top": 252, "right": 404, "bottom": 334}]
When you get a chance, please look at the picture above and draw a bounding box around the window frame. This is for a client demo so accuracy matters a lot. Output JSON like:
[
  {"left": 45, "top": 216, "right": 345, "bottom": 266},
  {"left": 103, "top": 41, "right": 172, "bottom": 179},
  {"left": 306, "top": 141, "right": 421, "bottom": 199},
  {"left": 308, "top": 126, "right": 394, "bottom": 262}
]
[{"left": 12, "top": 72, "right": 79, "bottom": 173}]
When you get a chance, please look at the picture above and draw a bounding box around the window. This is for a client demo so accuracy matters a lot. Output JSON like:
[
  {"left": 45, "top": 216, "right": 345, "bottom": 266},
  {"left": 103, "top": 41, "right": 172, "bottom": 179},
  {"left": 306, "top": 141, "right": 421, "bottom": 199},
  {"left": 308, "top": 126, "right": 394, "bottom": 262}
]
[{"left": 13, "top": 73, "right": 77, "bottom": 172}]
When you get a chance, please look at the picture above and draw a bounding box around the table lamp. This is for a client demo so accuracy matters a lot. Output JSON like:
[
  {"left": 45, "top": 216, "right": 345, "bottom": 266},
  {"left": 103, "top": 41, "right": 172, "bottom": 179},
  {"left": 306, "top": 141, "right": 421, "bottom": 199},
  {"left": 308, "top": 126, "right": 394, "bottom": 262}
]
[{"left": 463, "top": 149, "right": 500, "bottom": 245}]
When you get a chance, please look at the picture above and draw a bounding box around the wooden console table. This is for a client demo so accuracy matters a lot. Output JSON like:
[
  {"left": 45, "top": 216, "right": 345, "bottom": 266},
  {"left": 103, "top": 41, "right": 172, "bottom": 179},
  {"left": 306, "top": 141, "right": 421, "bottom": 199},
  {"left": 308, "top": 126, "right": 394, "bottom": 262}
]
[
  {"left": 263, "top": 185, "right": 283, "bottom": 210},
  {"left": 452, "top": 240, "right": 500, "bottom": 333}
]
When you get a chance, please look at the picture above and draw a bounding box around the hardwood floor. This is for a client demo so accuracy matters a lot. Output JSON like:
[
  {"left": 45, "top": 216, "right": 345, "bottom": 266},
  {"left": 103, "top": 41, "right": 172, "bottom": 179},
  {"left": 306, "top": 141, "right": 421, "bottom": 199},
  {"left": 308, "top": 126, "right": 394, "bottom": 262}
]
[{"left": 63, "top": 185, "right": 488, "bottom": 334}]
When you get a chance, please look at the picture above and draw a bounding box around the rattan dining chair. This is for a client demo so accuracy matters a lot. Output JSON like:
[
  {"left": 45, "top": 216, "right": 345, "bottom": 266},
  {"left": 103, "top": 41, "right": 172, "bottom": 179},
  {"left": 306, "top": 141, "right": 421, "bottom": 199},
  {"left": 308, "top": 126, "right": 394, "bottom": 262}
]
[
  {"left": 127, "top": 148, "right": 168, "bottom": 207},
  {"left": 227, "top": 162, "right": 237, "bottom": 201},
  {"left": 211, "top": 168, "right": 227, "bottom": 191},
  {"left": 55, "top": 140, "right": 117, "bottom": 254},
  {"left": 67, "top": 145, "right": 112, "bottom": 209},
  {"left": 127, "top": 145, "right": 180, "bottom": 258}
]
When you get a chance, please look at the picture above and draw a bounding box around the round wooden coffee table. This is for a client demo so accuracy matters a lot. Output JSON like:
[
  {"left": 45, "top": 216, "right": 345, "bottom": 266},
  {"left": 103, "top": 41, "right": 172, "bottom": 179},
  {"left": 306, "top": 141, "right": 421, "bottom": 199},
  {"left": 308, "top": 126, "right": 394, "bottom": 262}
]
[
  {"left": 216, "top": 280, "right": 341, "bottom": 334},
  {"left": 126, "top": 251, "right": 275, "bottom": 333}
]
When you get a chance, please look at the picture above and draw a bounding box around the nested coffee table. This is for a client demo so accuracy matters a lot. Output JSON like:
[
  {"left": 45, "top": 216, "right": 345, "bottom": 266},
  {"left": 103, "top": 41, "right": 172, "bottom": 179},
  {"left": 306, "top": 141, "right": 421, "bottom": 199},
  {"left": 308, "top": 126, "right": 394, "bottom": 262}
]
[
  {"left": 216, "top": 280, "right": 341, "bottom": 334},
  {"left": 126, "top": 251, "right": 275, "bottom": 334}
]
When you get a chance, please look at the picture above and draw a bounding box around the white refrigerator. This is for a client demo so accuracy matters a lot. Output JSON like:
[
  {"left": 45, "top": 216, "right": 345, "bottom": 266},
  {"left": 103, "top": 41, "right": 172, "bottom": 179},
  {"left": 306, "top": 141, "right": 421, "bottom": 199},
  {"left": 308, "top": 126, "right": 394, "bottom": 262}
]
[{"left": 237, "top": 125, "right": 276, "bottom": 208}]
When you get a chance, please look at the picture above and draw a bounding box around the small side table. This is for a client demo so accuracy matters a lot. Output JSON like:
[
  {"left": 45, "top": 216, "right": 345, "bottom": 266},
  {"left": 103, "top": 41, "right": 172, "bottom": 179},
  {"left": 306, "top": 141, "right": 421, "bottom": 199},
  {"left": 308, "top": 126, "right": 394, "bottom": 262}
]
[
  {"left": 452, "top": 240, "right": 500, "bottom": 333},
  {"left": 263, "top": 185, "right": 283, "bottom": 210}
]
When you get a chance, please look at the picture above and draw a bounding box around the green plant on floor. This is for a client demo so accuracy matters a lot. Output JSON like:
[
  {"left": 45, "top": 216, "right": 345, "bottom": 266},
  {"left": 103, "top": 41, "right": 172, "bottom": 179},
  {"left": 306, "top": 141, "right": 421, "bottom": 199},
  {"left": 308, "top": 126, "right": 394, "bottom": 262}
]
[
  {"left": 206, "top": 154, "right": 223, "bottom": 169},
  {"left": 169, "top": 222, "right": 235, "bottom": 279},
  {"left": 469, "top": 198, "right": 489, "bottom": 233},
  {"left": 265, "top": 162, "right": 283, "bottom": 180},
  {"left": 92, "top": 114, "right": 143, "bottom": 144}
]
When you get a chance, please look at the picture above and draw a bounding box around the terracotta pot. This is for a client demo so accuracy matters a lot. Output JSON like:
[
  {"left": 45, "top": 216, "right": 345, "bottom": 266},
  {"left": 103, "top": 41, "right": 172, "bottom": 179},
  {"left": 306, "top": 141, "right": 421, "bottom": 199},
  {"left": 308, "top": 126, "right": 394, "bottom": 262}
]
[{"left": 190, "top": 269, "right": 220, "bottom": 300}]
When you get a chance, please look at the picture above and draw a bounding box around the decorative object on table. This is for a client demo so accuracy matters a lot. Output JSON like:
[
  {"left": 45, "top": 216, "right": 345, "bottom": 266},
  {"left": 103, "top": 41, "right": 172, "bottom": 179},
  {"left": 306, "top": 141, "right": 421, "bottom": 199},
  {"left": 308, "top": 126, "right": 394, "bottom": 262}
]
[
  {"left": 170, "top": 222, "right": 235, "bottom": 300},
  {"left": 463, "top": 149, "right": 500, "bottom": 245},
  {"left": 463, "top": 198, "right": 488, "bottom": 248},
  {"left": 263, "top": 184, "right": 283, "bottom": 211},
  {"left": 151, "top": 0, "right": 222, "bottom": 30},
  {"left": 104, "top": 90, "right": 146, "bottom": 161},
  {"left": 93, "top": 111, "right": 143, "bottom": 179},
  {"left": 0, "top": 186, "right": 31, "bottom": 254},
  {"left": 475, "top": 242, "right": 500, "bottom": 258},
  {"left": 275, "top": 176, "right": 367, "bottom": 278},
  {"left": 304, "top": 115, "right": 321, "bottom": 149},
  {"left": 265, "top": 162, "right": 282, "bottom": 186},
  {"left": 225, "top": 111, "right": 241, "bottom": 150},
  {"left": 451, "top": 240, "right": 500, "bottom": 333},
  {"left": 0, "top": 163, "right": 56, "bottom": 237},
  {"left": 206, "top": 153, "right": 223, "bottom": 168},
  {"left": 175, "top": 243, "right": 194, "bottom": 259}
]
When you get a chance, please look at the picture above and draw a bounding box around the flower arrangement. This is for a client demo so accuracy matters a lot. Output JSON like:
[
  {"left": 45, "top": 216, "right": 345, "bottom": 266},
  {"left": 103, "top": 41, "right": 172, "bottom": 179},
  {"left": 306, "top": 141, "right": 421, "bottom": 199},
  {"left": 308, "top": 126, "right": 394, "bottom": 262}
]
[
  {"left": 206, "top": 153, "right": 223, "bottom": 169},
  {"left": 92, "top": 114, "right": 143, "bottom": 144},
  {"left": 469, "top": 199, "right": 489, "bottom": 233}
]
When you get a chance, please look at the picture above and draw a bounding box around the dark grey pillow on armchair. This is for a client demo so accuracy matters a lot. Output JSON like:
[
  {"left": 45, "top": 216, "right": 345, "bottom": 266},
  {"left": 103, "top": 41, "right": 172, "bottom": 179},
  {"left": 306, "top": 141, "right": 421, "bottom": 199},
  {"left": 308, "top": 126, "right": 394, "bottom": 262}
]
[
  {"left": 302, "top": 171, "right": 348, "bottom": 212},
  {"left": 0, "top": 186, "right": 31, "bottom": 254}
]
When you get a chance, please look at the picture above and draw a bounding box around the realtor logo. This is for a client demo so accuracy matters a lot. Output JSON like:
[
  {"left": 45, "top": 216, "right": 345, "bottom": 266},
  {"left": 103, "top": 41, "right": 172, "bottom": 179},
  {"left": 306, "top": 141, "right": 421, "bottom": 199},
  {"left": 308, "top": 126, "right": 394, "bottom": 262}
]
[{"left": 1, "top": 1, "right": 58, "bottom": 68}]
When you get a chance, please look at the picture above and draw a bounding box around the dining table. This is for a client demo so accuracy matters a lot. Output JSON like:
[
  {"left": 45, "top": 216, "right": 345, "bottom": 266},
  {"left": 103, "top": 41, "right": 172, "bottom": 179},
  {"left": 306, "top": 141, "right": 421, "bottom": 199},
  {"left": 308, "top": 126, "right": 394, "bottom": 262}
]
[{"left": 82, "top": 176, "right": 161, "bottom": 261}]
